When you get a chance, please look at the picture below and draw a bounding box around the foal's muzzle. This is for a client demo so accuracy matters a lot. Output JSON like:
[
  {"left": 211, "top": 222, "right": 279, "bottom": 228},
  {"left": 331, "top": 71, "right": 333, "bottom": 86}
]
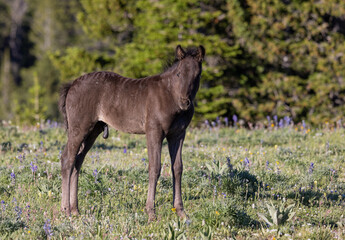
[{"left": 180, "top": 97, "right": 191, "bottom": 111}]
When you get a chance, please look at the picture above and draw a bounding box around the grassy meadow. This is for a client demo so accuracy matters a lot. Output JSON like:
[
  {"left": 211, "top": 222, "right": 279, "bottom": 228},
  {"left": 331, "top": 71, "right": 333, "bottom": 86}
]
[{"left": 0, "top": 120, "right": 344, "bottom": 239}]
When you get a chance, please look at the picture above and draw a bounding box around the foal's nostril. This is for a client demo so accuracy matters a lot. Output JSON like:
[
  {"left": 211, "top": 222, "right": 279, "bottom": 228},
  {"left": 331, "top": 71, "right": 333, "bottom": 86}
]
[
  {"left": 179, "top": 97, "right": 191, "bottom": 110},
  {"left": 186, "top": 99, "right": 191, "bottom": 107}
]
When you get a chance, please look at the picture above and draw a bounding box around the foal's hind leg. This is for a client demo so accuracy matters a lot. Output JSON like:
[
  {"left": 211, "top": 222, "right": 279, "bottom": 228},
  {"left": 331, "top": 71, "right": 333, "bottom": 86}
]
[
  {"left": 61, "top": 130, "right": 85, "bottom": 216},
  {"left": 69, "top": 123, "right": 103, "bottom": 215}
]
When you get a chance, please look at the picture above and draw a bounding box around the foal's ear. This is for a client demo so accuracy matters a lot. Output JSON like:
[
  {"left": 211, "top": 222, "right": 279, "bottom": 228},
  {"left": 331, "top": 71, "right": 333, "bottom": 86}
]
[
  {"left": 196, "top": 45, "right": 205, "bottom": 62},
  {"left": 175, "top": 45, "right": 186, "bottom": 60}
]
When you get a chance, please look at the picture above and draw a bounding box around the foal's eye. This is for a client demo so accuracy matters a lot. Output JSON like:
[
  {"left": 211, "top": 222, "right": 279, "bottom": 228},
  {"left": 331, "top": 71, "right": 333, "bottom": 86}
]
[{"left": 177, "top": 72, "right": 180, "bottom": 77}]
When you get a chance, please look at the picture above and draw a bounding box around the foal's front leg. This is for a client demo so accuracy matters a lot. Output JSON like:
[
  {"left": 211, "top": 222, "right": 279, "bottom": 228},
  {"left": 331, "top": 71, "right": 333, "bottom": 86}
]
[
  {"left": 167, "top": 131, "right": 187, "bottom": 218},
  {"left": 145, "top": 129, "right": 164, "bottom": 221}
]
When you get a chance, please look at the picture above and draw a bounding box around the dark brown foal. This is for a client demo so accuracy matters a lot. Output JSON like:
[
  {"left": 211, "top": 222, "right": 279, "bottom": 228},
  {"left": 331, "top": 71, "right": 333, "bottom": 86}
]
[{"left": 59, "top": 45, "right": 205, "bottom": 221}]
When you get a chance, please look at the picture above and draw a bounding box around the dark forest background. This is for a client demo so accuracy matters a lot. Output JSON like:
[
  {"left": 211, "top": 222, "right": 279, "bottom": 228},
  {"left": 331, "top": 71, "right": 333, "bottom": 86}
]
[{"left": 1, "top": 0, "right": 345, "bottom": 125}]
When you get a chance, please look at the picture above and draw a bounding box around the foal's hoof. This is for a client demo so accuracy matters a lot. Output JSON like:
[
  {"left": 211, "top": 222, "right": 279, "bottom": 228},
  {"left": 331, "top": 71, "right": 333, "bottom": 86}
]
[
  {"left": 145, "top": 208, "right": 157, "bottom": 222},
  {"left": 61, "top": 207, "right": 71, "bottom": 217},
  {"left": 176, "top": 209, "right": 188, "bottom": 220},
  {"left": 148, "top": 213, "right": 157, "bottom": 222},
  {"left": 71, "top": 209, "right": 80, "bottom": 216}
]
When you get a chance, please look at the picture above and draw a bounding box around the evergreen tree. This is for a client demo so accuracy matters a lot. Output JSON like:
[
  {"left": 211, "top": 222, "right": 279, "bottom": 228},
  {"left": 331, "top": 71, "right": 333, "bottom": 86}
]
[
  {"left": 227, "top": 0, "right": 345, "bottom": 124},
  {"left": 22, "top": 0, "right": 82, "bottom": 120}
]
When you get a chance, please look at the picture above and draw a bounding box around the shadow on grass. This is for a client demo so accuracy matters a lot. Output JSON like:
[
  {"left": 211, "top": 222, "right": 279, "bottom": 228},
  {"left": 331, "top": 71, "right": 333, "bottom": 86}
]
[{"left": 286, "top": 189, "right": 343, "bottom": 207}]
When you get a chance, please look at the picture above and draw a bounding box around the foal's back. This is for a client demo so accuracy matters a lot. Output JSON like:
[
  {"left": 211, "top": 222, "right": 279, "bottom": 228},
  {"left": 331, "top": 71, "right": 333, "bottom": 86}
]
[{"left": 65, "top": 71, "right": 168, "bottom": 134}]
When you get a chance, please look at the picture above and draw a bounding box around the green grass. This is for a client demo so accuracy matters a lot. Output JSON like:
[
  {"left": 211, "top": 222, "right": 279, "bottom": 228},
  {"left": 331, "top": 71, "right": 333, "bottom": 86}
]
[{"left": 0, "top": 122, "right": 344, "bottom": 239}]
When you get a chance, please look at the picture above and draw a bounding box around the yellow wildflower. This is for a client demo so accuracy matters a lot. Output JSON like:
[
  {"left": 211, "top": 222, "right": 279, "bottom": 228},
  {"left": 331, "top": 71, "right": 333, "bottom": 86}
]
[
  {"left": 215, "top": 211, "right": 220, "bottom": 215},
  {"left": 171, "top": 208, "right": 176, "bottom": 213}
]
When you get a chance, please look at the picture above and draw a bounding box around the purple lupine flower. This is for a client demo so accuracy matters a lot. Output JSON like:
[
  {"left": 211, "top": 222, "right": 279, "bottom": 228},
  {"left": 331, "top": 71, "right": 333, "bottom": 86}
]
[
  {"left": 26, "top": 204, "right": 30, "bottom": 217},
  {"left": 1, "top": 200, "right": 5, "bottom": 211},
  {"left": 10, "top": 171, "right": 15, "bottom": 181},
  {"left": 43, "top": 219, "right": 53, "bottom": 237},
  {"left": 30, "top": 162, "right": 38, "bottom": 173},
  {"left": 123, "top": 147, "right": 127, "bottom": 154},
  {"left": 302, "top": 120, "right": 306, "bottom": 129},
  {"left": 279, "top": 119, "right": 284, "bottom": 128},
  {"left": 216, "top": 117, "right": 221, "bottom": 126},
  {"left": 14, "top": 205, "right": 22, "bottom": 220},
  {"left": 284, "top": 116, "right": 291, "bottom": 126},
  {"left": 17, "top": 154, "right": 25, "bottom": 163},
  {"left": 93, "top": 169, "right": 99, "bottom": 183},
  {"left": 309, "top": 162, "right": 314, "bottom": 174},
  {"left": 267, "top": 116, "right": 271, "bottom": 123},
  {"left": 93, "top": 169, "right": 98, "bottom": 178},
  {"left": 222, "top": 192, "right": 227, "bottom": 198},
  {"left": 232, "top": 114, "right": 238, "bottom": 126},
  {"left": 244, "top": 157, "right": 250, "bottom": 166},
  {"left": 266, "top": 160, "right": 272, "bottom": 171},
  {"left": 273, "top": 115, "right": 278, "bottom": 124},
  {"left": 224, "top": 117, "right": 229, "bottom": 127},
  {"left": 204, "top": 120, "right": 210, "bottom": 127}
]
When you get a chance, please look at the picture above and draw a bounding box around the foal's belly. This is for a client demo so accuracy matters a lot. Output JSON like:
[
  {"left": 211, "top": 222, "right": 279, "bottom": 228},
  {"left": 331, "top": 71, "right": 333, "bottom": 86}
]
[{"left": 98, "top": 111, "right": 146, "bottom": 134}]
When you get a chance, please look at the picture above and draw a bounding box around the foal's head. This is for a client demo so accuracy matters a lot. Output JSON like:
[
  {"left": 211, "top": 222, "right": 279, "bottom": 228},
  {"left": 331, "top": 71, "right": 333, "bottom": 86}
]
[{"left": 170, "top": 45, "right": 205, "bottom": 109}]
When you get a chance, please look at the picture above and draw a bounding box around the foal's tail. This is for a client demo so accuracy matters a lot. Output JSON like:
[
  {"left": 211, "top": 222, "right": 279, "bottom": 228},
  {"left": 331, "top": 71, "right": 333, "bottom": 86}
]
[{"left": 59, "top": 83, "right": 73, "bottom": 130}]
